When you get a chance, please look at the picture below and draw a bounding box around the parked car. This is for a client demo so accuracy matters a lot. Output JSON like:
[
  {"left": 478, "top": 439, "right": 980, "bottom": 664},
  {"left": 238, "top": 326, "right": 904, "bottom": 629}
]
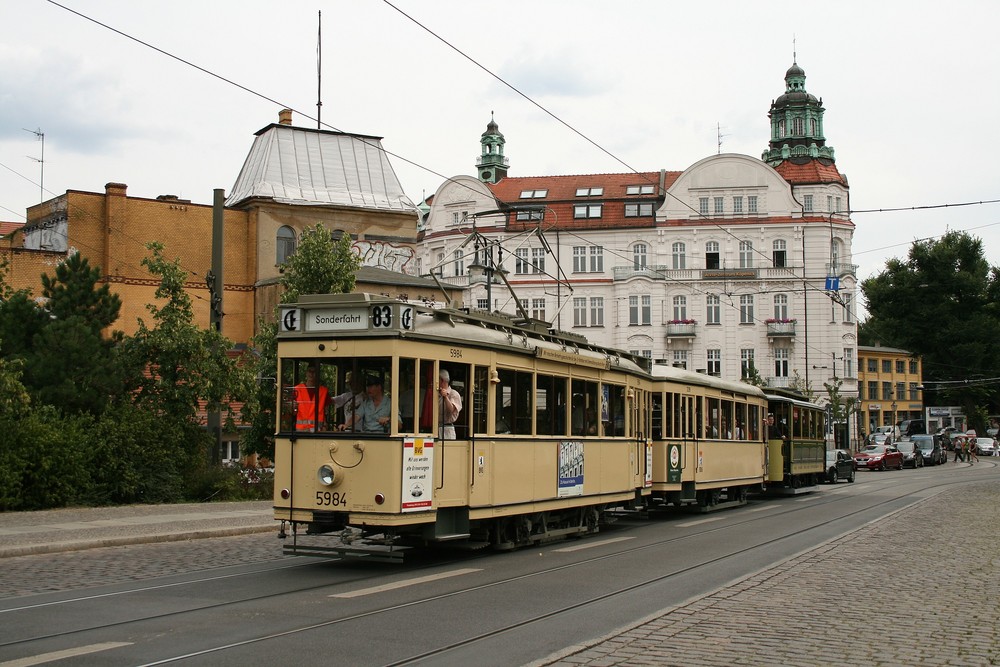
[
  {"left": 824, "top": 449, "right": 856, "bottom": 483},
  {"left": 911, "top": 434, "right": 946, "bottom": 465},
  {"left": 870, "top": 433, "right": 892, "bottom": 447},
  {"left": 895, "top": 440, "right": 924, "bottom": 468},
  {"left": 973, "top": 437, "right": 998, "bottom": 456},
  {"left": 855, "top": 444, "right": 904, "bottom": 471}
]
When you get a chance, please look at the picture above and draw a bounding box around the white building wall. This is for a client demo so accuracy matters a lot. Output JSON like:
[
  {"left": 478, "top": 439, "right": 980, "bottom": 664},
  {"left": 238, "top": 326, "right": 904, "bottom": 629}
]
[{"left": 418, "top": 154, "right": 855, "bottom": 400}]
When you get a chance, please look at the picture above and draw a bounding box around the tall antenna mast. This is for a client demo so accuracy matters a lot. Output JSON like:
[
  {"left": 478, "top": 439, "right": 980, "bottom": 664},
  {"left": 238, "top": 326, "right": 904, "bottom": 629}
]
[
  {"left": 23, "top": 127, "right": 44, "bottom": 202},
  {"left": 316, "top": 10, "right": 323, "bottom": 129},
  {"left": 716, "top": 122, "right": 729, "bottom": 154}
]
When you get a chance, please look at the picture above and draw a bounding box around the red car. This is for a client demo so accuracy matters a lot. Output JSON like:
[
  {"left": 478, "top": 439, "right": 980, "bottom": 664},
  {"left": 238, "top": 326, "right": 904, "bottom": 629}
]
[{"left": 854, "top": 444, "right": 904, "bottom": 471}]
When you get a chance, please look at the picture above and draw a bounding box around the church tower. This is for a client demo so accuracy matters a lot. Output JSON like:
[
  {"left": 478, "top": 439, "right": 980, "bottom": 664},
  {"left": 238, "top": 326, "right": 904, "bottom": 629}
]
[
  {"left": 477, "top": 113, "right": 508, "bottom": 183},
  {"left": 762, "top": 61, "right": 835, "bottom": 166}
]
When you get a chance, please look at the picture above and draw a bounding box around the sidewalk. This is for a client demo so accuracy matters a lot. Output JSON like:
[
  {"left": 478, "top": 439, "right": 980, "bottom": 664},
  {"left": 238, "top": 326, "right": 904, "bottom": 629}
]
[{"left": 0, "top": 500, "right": 274, "bottom": 558}]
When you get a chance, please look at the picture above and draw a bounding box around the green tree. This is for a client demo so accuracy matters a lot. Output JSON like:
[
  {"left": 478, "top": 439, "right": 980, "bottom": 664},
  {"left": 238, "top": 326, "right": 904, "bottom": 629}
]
[
  {"left": 40, "top": 253, "right": 121, "bottom": 330},
  {"left": 861, "top": 231, "right": 1000, "bottom": 432},
  {"left": 243, "top": 225, "right": 360, "bottom": 458},
  {"left": 24, "top": 254, "right": 127, "bottom": 414}
]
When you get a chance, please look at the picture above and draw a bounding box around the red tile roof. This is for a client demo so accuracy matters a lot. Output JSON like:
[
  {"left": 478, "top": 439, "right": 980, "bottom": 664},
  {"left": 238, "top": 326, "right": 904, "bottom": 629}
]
[
  {"left": 0, "top": 221, "right": 24, "bottom": 237},
  {"left": 773, "top": 160, "right": 847, "bottom": 185},
  {"left": 485, "top": 172, "right": 681, "bottom": 231}
]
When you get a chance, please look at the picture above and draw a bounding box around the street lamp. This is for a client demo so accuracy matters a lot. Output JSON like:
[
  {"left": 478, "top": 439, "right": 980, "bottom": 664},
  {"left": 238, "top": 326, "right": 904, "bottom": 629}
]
[{"left": 891, "top": 400, "right": 897, "bottom": 434}]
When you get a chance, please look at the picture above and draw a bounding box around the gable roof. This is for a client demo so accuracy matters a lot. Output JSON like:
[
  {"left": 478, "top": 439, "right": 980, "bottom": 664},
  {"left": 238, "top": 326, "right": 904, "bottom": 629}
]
[{"left": 226, "top": 123, "right": 410, "bottom": 211}]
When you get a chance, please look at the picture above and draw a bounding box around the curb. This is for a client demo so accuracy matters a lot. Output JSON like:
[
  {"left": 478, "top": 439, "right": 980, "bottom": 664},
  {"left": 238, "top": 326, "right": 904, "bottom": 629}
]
[{"left": 0, "top": 524, "right": 276, "bottom": 559}]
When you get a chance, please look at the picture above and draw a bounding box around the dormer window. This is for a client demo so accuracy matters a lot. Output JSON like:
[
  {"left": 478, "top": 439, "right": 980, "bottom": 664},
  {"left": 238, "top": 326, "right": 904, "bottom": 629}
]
[
  {"left": 626, "top": 185, "right": 655, "bottom": 195},
  {"left": 519, "top": 189, "right": 548, "bottom": 199},
  {"left": 575, "top": 187, "right": 604, "bottom": 197}
]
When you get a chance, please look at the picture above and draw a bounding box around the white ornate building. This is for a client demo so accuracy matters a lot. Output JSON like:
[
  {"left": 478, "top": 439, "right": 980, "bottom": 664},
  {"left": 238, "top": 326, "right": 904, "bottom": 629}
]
[{"left": 417, "top": 63, "right": 858, "bottom": 412}]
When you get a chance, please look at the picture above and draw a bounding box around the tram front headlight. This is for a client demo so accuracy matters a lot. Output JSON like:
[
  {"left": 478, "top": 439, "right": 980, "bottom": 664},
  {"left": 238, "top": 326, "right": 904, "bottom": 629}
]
[{"left": 318, "top": 464, "right": 336, "bottom": 486}]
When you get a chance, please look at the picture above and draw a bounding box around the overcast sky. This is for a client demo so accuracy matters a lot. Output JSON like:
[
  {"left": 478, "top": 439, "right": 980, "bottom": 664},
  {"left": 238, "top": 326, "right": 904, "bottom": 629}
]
[{"left": 3, "top": 0, "right": 999, "bottom": 313}]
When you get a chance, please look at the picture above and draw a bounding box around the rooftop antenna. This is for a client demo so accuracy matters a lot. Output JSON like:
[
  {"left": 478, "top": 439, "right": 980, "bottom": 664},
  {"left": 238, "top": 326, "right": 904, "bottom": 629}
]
[
  {"left": 716, "top": 122, "right": 729, "bottom": 154},
  {"left": 316, "top": 10, "right": 322, "bottom": 129},
  {"left": 23, "top": 127, "right": 44, "bottom": 202},
  {"left": 793, "top": 34, "right": 797, "bottom": 63}
]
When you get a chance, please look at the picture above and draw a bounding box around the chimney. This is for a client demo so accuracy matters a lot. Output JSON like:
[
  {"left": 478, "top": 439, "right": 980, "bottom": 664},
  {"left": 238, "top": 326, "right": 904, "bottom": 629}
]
[{"left": 278, "top": 109, "right": 293, "bottom": 125}]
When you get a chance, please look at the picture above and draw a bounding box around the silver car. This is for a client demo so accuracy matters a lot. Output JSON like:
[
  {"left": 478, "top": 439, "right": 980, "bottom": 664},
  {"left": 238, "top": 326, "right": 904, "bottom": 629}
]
[{"left": 973, "top": 437, "right": 998, "bottom": 456}]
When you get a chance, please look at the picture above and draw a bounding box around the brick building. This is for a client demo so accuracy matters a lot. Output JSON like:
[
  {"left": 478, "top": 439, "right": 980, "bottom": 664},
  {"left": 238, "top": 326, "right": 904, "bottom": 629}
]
[{"left": 0, "top": 110, "right": 452, "bottom": 344}]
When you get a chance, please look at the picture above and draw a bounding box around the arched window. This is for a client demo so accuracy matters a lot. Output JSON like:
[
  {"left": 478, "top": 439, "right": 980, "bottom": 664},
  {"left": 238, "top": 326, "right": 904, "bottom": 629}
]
[
  {"left": 777, "top": 119, "right": 785, "bottom": 138},
  {"left": 276, "top": 226, "right": 296, "bottom": 265},
  {"left": 672, "top": 242, "right": 686, "bottom": 269},
  {"left": 453, "top": 249, "right": 464, "bottom": 276},
  {"left": 793, "top": 117, "right": 804, "bottom": 135},
  {"left": 739, "top": 240, "right": 754, "bottom": 268},
  {"left": 633, "top": 243, "right": 647, "bottom": 270}
]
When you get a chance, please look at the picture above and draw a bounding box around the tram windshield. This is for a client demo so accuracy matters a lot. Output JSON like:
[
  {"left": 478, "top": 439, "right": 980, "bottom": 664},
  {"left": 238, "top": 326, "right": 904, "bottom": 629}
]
[{"left": 279, "top": 357, "right": 396, "bottom": 434}]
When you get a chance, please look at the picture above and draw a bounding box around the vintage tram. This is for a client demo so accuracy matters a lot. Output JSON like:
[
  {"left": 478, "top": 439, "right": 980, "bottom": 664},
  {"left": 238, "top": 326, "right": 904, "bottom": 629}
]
[
  {"left": 272, "top": 293, "right": 652, "bottom": 560},
  {"left": 764, "top": 388, "right": 828, "bottom": 491},
  {"left": 272, "top": 293, "right": 830, "bottom": 559},
  {"left": 647, "top": 364, "right": 768, "bottom": 510}
]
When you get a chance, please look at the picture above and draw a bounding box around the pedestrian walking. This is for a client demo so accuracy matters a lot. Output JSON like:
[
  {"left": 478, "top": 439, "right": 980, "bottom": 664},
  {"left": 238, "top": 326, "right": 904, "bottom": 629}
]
[
  {"left": 953, "top": 436, "right": 965, "bottom": 462},
  {"left": 968, "top": 438, "right": 979, "bottom": 463}
]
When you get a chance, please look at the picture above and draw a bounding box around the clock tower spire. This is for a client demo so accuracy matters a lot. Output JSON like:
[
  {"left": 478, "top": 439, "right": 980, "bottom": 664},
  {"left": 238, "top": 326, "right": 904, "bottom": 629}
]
[{"left": 763, "top": 61, "right": 835, "bottom": 166}]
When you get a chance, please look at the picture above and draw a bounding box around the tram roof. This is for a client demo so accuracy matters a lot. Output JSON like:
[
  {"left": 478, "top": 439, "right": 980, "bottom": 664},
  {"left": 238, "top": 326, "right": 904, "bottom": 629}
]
[{"left": 651, "top": 363, "right": 767, "bottom": 398}]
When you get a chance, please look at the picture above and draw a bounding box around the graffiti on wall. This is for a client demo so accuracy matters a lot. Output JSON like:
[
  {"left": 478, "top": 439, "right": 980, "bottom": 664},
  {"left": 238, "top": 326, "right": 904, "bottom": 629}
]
[
  {"left": 23, "top": 214, "right": 68, "bottom": 252},
  {"left": 353, "top": 240, "right": 415, "bottom": 273}
]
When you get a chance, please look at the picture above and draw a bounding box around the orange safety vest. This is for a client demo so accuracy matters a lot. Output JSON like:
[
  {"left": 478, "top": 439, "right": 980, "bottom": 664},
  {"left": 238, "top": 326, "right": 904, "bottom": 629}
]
[{"left": 294, "top": 384, "right": 329, "bottom": 431}]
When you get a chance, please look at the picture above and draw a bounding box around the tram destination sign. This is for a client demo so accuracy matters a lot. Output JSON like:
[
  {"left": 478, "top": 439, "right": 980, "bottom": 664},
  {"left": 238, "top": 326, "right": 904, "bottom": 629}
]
[{"left": 280, "top": 304, "right": 416, "bottom": 333}]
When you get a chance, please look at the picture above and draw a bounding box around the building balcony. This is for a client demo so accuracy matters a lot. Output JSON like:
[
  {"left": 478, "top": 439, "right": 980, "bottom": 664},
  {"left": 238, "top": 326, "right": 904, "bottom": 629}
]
[
  {"left": 766, "top": 321, "right": 797, "bottom": 337},
  {"left": 827, "top": 262, "right": 859, "bottom": 277},
  {"left": 665, "top": 322, "right": 697, "bottom": 337},
  {"left": 612, "top": 264, "right": 670, "bottom": 281}
]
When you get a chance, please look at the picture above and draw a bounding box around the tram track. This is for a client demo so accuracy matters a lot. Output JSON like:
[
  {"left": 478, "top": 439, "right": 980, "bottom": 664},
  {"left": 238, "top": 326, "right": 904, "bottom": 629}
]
[{"left": 3, "top": 468, "right": 988, "bottom": 665}]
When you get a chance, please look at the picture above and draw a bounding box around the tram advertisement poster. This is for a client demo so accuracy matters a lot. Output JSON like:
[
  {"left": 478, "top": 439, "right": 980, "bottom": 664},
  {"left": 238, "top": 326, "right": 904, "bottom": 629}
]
[
  {"left": 402, "top": 438, "right": 434, "bottom": 511},
  {"left": 667, "top": 443, "right": 682, "bottom": 484},
  {"left": 557, "top": 441, "right": 584, "bottom": 497}
]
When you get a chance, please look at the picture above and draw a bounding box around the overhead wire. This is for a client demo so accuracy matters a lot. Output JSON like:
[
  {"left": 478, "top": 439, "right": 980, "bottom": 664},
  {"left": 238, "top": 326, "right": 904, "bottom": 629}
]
[{"left": 13, "top": 1, "right": 999, "bottom": 378}]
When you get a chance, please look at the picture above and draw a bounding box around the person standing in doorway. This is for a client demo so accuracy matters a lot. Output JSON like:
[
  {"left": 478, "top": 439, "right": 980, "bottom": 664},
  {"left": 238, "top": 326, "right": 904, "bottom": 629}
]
[{"left": 438, "top": 369, "right": 463, "bottom": 440}]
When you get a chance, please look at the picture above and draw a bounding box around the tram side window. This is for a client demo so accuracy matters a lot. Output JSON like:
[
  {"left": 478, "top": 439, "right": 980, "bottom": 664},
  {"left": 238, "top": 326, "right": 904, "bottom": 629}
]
[
  {"left": 707, "top": 397, "right": 721, "bottom": 438},
  {"left": 603, "top": 384, "right": 625, "bottom": 436},
  {"left": 473, "top": 366, "right": 489, "bottom": 435},
  {"left": 496, "top": 368, "right": 533, "bottom": 435},
  {"left": 694, "top": 395, "right": 704, "bottom": 439},
  {"left": 536, "top": 374, "right": 568, "bottom": 436},
  {"left": 418, "top": 360, "right": 435, "bottom": 435},
  {"left": 734, "top": 402, "right": 747, "bottom": 440},
  {"left": 399, "top": 359, "right": 417, "bottom": 432},
  {"left": 747, "top": 405, "right": 760, "bottom": 441},
  {"left": 571, "top": 379, "right": 599, "bottom": 436},
  {"left": 651, "top": 393, "right": 663, "bottom": 439},
  {"left": 793, "top": 407, "right": 803, "bottom": 439},
  {"left": 719, "top": 399, "right": 734, "bottom": 438}
]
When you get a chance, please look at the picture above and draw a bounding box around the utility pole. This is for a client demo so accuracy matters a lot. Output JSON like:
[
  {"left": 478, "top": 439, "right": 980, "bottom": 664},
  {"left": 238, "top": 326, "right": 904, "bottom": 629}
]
[{"left": 207, "top": 189, "right": 225, "bottom": 463}]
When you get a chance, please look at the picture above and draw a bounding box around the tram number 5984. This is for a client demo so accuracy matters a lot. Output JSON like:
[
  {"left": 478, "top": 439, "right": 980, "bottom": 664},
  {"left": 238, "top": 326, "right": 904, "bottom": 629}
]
[{"left": 315, "top": 491, "right": 347, "bottom": 507}]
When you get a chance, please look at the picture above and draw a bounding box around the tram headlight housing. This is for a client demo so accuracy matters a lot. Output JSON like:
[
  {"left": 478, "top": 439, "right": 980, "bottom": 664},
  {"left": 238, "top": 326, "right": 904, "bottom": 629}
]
[{"left": 318, "top": 464, "right": 336, "bottom": 486}]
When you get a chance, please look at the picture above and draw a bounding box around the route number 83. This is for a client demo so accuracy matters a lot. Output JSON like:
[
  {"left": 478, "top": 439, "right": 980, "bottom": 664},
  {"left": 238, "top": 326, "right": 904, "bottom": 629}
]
[{"left": 371, "top": 305, "right": 392, "bottom": 328}]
